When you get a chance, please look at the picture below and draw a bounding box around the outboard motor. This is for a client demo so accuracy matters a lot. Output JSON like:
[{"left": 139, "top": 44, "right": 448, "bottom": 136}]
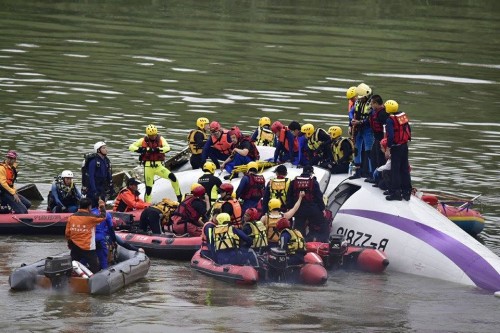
[
  {"left": 267, "top": 248, "right": 288, "bottom": 281},
  {"left": 327, "top": 234, "right": 348, "bottom": 268},
  {"left": 43, "top": 255, "right": 73, "bottom": 289}
]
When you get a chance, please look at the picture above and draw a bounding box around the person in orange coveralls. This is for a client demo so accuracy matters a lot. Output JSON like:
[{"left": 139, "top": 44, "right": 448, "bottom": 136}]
[{"left": 112, "top": 177, "right": 150, "bottom": 212}]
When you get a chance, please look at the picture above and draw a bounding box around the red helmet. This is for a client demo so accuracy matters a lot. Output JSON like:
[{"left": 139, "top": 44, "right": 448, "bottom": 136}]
[
  {"left": 271, "top": 121, "right": 283, "bottom": 134},
  {"left": 276, "top": 217, "right": 290, "bottom": 231},
  {"left": 229, "top": 126, "right": 242, "bottom": 140},
  {"left": 219, "top": 183, "right": 234, "bottom": 194},
  {"left": 244, "top": 208, "right": 260, "bottom": 221},
  {"left": 209, "top": 121, "right": 221, "bottom": 132},
  {"left": 191, "top": 185, "right": 206, "bottom": 198},
  {"left": 6, "top": 150, "right": 18, "bottom": 159}
]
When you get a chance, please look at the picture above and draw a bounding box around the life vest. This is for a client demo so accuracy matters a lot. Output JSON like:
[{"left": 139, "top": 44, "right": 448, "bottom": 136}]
[
  {"left": 265, "top": 212, "right": 283, "bottom": 243},
  {"left": 113, "top": 187, "right": 138, "bottom": 212},
  {"left": 255, "top": 126, "right": 275, "bottom": 146},
  {"left": 201, "top": 221, "right": 216, "bottom": 251},
  {"left": 187, "top": 129, "right": 207, "bottom": 154},
  {"left": 354, "top": 98, "right": 371, "bottom": 121},
  {"left": 243, "top": 220, "right": 269, "bottom": 249},
  {"left": 141, "top": 135, "right": 166, "bottom": 162},
  {"left": 212, "top": 198, "right": 242, "bottom": 228},
  {"left": 307, "top": 128, "right": 328, "bottom": 151},
  {"left": 152, "top": 198, "right": 179, "bottom": 226},
  {"left": 211, "top": 130, "right": 232, "bottom": 156},
  {"left": 278, "top": 127, "right": 299, "bottom": 153},
  {"left": 292, "top": 176, "right": 315, "bottom": 202},
  {"left": 240, "top": 173, "right": 265, "bottom": 200},
  {"left": 214, "top": 224, "right": 240, "bottom": 250},
  {"left": 269, "top": 177, "right": 290, "bottom": 208},
  {"left": 390, "top": 112, "right": 411, "bottom": 145},
  {"left": 172, "top": 195, "right": 203, "bottom": 224},
  {"left": 0, "top": 162, "right": 16, "bottom": 188},
  {"left": 332, "top": 138, "right": 354, "bottom": 163},
  {"left": 281, "top": 228, "right": 306, "bottom": 254},
  {"left": 234, "top": 136, "right": 260, "bottom": 161},
  {"left": 369, "top": 107, "right": 385, "bottom": 134}
]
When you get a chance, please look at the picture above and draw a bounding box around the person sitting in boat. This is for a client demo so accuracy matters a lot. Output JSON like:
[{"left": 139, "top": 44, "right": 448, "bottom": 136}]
[
  {"left": 113, "top": 177, "right": 150, "bottom": 212},
  {"left": 321, "top": 126, "right": 354, "bottom": 174},
  {"left": 171, "top": 184, "right": 209, "bottom": 236},
  {"left": 212, "top": 183, "right": 243, "bottom": 229},
  {"left": 0, "top": 150, "right": 31, "bottom": 214},
  {"left": 276, "top": 217, "right": 306, "bottom": 266},
  {"left": 251, "top": 116, "right": 277, "bottom": 147},
  {"left": 214, "top": 212, "right": 259, "bottom": 268},
  {"left": 372, "top": 138, "right": 391, "bottom": 190},
  {"left": 262, "top": 164, "right": 290, "bottom": 213},
  {"left": 287, "top": 165, "right": 328, "bottom": 242},
  {"left": 129, "top": 124, "right": 182, "bottom": 202},
  {"left": 188, "top": 117, "right": 210, "bottom": 169},
  {"left": 65, "top": 197, "right": 107, "bottom": 273},
  {"left": 301, "top": 123, "right": 333, "bottom": 166},
  {"left": 271, "top": 120, "right": 302, "bottom": 165},
  {"left": 197, "top": 161, "right": 222, "bottom": 207},
  {"left": 242, "top": 208, "right": 268, "bottom": 254},
  {"left": 261, "top": 192, "right": 305, "bottom": 248},
  {"left": 235, "top": 161, "right": 265, "bottom": 212},
  {"left": 46, "top": 170, "right": 82, "bottom": 213},
  {"left": 220, "top": 126, "right": 259, "bottom": 180},
  {"left": 139, "top": 198, "right": 179, "bottom": 235},
  {"left": 200, "top": 121, "right": 233, "bottom": 170},
  {"left": 200, "top": 208, "right": 221, "bottom": 260}
]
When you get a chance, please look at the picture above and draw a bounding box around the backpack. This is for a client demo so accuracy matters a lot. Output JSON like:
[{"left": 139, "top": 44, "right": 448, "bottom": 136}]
[
  {"left": 153, "top": 198, "right": 180, "bottom": 229},
  {"left": 81, "top": 153, "right": 97, "bottom": 196}
]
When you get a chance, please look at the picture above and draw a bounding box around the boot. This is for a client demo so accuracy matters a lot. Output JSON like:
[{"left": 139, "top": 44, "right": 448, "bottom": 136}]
[
  {"left": 383, "top": 190, "right": 392, "bottom": 195},
  {"left": 402, "top": 192, "right": 411, "bottom": 201},
  {"left": 386, "top": 191, "right": 402, "bottom": 201}
]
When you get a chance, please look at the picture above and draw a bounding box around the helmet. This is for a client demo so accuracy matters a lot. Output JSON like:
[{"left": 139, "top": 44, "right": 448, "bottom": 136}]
[
  {"left": 196, "top": 117, "right": 209, "bottom": 130},
  {"left": 191, "top": 183, "right": 203, "bottom": 192},
  {"left": 145, "top": 124, "right": 158, "bottom": 136},
  {"left": 202, "top": 161, "right": 216, "bottom": 174},
  {"left": 94, "top": 141, "right": 106, "bottom": 153},
  {"left": 244, "top": 208, "right": 260, "bottom": 221},
  {"left": 219, "top": 183, "right": 234, "bottom": 194},
  {"left": 229, "top": 126, "right": 241, "bottom": 140},
  {"left": 270, "top": 121, "right": 283, "bottom": 134},
  {"left": 61, "top": 170, "right": 74, "bottom": 178},
  {"left": 355, "top": 83, "right": 372, "bottom": 98},
  {"left": 276, "top": 217, "right": 291, "bottom": 231},
  {"left": 5, "top": 150, "right": 17, "bottom": 159},
  {"left": 259, "top": 116, "right": 271, "bottom": 127},
  {"left": 216, "top": 212, "right": 231, "bottom": 225},
  {"left": 247, "top": 161, "right": 258, "bottom": 172},
  {"left": 268, "top": 198, "right": 281, "bottom": 211},
  {"left": 384, "top": 100, "right": 399, "bottom": 113},
  {"left": 328, "top": 126, "right": 342, "bottom": 139},
  {"left": 380, "top": 138, "right": 388, "bottom": 149},
  {"left": 209, "top": 121, "right": 221, "bottom": 132},
  {"left": 191, "top": 185, "right": 206, "bottom": 198},
  {"left": 301, "top": 123, "right": 315, "bottom": 138},
  {"left": 346, "top": 86, "right": 357, "bottom": 99}
]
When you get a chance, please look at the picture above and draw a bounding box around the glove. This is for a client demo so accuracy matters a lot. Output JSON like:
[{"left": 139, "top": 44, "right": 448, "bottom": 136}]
[
  {"left": 151, "top": 147, "right": 160, "bottom": 153},
  {"left": 136, "top": 147, "right": 147, "bottom": 154}
]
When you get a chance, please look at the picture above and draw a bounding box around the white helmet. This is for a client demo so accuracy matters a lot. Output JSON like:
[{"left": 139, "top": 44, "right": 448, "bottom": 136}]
[
  {"left": 94, "top": 141, "right": 106, "bottom": 153},
  {"left": 61, "top": 170, "right": 74, "bottom": 178}
]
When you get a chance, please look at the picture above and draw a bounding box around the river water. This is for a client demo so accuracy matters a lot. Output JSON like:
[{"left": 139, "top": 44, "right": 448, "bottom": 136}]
[{"left": 1, "top": 1, "right": 499, "bottom": 332}]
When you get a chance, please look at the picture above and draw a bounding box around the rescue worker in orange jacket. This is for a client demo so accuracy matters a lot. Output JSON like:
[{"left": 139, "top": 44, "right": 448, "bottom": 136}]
[
  {"left": 271, "top": 121, "right": 302, "bottom": 165},
  {"left": 201, "top": 121, "right": 233, "bottom": 169},
  {"left": 65, "top": 197, "right": 107, "bottom": 273},
  {"left": 188, "top": 117, "right": 210, "bottom": 169},
  {"left": 171, "top": 184, "right": 209, "bottom": 236},
  {"left": 0, "top": 150, "right": 31, "bottom": 214},
  {"left": 212, "top": 183, "right": 242, "bottom": 229},
  {"left": 129, "top": 124, "right": 182, "bottom": 203},
  {"left": 113, "top": 177, "right": 150, "bottom": 212}
]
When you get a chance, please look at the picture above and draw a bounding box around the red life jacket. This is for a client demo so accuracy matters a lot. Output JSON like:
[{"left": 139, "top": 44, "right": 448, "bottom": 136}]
[
  {"left": 390, "top": 112, "right": 411, "bottom": 145},
  {"left": 172, "top": 196, "right": 203, "bottom": 224},
  {"left": 141, "top": 136, "right": 166, "bottom": 161},
  {"left": 369, "top": 108, "right": 385, "bottom": 134},
  {"left": 211, "top": 130, "right": 232, "bottom": 155},
  {"left": 278, "top": 127, "right": 299, "bottom": 153},
  {"left": 292, "top": 176, "right": 315, "bottom": 202},
  {"left": 240, "top": 173, "right": 265, "bottom": 200},
  {"left": 238, "top": 136, "right": 260, "bottom": 160},
  {"left": 201, "top": 221, "right": 216, "bottom": 251}
]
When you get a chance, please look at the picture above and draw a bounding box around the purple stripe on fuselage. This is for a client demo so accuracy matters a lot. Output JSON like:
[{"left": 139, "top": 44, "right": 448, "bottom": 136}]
[{"left": 339, "top": 209, "right": 500, "bottom": 291}]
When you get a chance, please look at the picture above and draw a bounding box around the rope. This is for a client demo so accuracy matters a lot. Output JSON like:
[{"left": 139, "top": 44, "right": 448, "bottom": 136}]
[{"left": 12, "top": 216, "right": 66, "bottom": 228}]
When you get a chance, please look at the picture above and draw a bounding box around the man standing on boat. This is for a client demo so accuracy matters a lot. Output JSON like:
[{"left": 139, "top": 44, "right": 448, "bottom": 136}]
[
  {"left": 384, "top": 100, "right": 412, "bottom": 201},
  {"left": 0, "top": 150, "right": 31, "bottom": 214},
  {"left": 129, "top": 124, "right": 182, "bottom": 203},
  {"left": 188, "top": 117, "right": 210, "bottom": 169},
  {"left": 87, "top": 142, "right": 114, "bottom": 208}
]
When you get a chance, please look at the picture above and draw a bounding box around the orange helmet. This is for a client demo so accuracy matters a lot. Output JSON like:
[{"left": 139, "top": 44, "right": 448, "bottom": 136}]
[{"left": 276, "top": 218, "right": 291, "bottom": 231}]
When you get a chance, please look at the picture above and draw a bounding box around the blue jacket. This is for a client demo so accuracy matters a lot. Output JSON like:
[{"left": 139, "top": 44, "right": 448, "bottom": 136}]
[
  {"left": 92, "top": 208, "right": 116, "bottom": 243},
  {"left": 88, "top": 155, "right": 112, "bottom": 193},
  {"left": 201, "top": 133, "right": 233, "bottom": 161}
]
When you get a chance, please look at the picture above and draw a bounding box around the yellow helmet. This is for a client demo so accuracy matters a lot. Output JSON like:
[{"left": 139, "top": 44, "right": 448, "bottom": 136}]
[
  {"left": 355, "top": 83, "right": 372, "bottom": 98},
  {"left": 301, "top": 123, "right": 315, "bottom": 138},
  {"left": 247, "top": 161, "right": 259, "bottom": 172},
  {"left": 328, "top": 126, "right": 342, "bottom": 139},
  {"left": 146, "top": 124, "right": 158, "bottom": 136},
  {"left": 346, "top": 86, "right": 357, "bottom": 99},
  {"left": 196, "top": 117, "right": 209, "bottom": 130},
  {"left": 268, "top": 198, "right": 281, "bottom": 211},
  {"left": 384, "top": 100, "right": 399, "bottom": 113},
  {"left": 216, "top": 212, "right": 231, "bottom": 225},
  {"left": 259, "top": 116, "right": 271, "bottom": 127},
  {"left": 202, "top": 161, "right": 216, "bottom": 174}
]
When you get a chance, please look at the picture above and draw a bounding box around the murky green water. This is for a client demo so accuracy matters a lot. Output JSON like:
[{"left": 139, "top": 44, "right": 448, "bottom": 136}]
[{"left": 1, "top": 1, "right": 500, "bottom": 332}]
